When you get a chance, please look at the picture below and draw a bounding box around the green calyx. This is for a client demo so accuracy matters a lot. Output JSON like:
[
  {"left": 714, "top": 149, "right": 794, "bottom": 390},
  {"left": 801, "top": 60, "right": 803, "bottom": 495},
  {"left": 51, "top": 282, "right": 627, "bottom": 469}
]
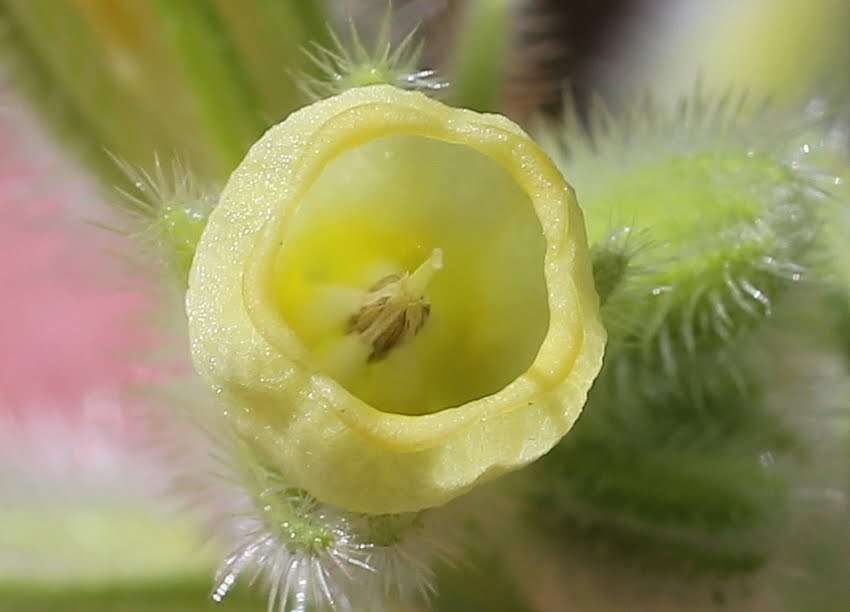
[
  {"left": 254, "top": 487, "right": 336, "bottom": 555},
  {"left": 112, "top": 155, "right": 215, "bottom": 285},
  {"left": 157, "top": 203, "right": 209, "bottom": 282},
  {"left": 231, "top": 437, "right": 425, "bottom": 562},
  {"left": 208, "top": 434, "right": 449, "bottom": 611},
  {"left": 295, "top": 9, "right": 445, "bottom": 101},
  {"left": 251, "top": 482, "right": 428, "bottom": 560}
]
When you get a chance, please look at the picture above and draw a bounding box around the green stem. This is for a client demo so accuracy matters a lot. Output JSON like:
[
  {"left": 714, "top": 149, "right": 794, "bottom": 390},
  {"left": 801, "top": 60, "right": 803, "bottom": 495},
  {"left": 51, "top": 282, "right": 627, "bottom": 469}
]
[
  {"left": 151, "top": 0, "right": 264, "bottom": 175},
  {"left": 448, "top": 0, "right": 513, "bottom": 113},
  {"left": 212, "top": 0, "right": 328, "bottom": 123}
]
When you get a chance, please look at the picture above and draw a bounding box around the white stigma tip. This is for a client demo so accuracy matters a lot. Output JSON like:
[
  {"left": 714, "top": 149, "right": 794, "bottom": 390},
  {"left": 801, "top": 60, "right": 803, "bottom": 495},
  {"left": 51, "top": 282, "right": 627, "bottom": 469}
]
[
  {"left": 407, "top": 248, "right": 443, "bottom": 295},
  {"left": 431, "top": 248, "right": 444, "bottom": 271}
]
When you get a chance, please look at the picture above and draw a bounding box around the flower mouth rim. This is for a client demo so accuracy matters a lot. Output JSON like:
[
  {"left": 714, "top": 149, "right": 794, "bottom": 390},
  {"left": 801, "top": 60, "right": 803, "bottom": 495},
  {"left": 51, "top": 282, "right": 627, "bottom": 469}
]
[{"left": 242, "top": 97, "right": 587, "bottom": 451}]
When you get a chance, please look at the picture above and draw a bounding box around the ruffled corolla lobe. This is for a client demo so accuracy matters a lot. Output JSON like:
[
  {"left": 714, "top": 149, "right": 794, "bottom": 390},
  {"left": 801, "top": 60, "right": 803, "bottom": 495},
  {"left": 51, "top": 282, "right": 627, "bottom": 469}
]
[{"left": 186, "top": 85, "right": 605, "bottom": 514}]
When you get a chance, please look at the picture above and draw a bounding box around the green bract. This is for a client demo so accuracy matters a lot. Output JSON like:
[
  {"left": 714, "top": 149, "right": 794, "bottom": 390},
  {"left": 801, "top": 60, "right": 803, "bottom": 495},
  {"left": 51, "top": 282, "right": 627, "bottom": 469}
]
[{"left": 531, "top": 93, "right": 842, "bottom": 575}]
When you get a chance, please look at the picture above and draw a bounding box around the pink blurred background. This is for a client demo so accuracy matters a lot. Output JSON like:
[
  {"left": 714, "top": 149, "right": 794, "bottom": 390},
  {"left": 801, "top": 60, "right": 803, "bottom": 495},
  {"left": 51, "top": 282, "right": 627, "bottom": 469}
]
[{"left": 0, "top": 89, "right": 151, "bottom": 491}]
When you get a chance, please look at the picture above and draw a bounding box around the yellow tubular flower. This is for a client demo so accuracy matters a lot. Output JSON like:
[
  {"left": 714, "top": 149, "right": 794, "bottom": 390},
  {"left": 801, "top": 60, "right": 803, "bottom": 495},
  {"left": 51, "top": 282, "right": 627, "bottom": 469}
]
[{"left": 186, "top": 85, "right": 605, "bottom": 514}]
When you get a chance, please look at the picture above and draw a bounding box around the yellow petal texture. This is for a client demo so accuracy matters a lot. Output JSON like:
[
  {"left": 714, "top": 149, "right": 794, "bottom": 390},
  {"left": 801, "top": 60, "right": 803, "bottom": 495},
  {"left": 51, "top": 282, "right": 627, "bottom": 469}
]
[{"left": 186, "top": 85, "right": 605, "bottom": 514}]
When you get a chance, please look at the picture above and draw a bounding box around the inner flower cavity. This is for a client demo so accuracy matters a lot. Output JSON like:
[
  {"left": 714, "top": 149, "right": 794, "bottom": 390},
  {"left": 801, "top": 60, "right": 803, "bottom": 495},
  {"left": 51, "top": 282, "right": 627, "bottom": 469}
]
[{"left": 271, "top": 135, "right": 549, "bottom": 416}]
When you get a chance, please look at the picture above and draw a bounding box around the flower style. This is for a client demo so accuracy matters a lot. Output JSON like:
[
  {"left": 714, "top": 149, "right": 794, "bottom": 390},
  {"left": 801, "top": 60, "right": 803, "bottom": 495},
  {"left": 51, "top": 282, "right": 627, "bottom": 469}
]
[{"left": 186, "top": 85, "right": 605, "bottom": 514}]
